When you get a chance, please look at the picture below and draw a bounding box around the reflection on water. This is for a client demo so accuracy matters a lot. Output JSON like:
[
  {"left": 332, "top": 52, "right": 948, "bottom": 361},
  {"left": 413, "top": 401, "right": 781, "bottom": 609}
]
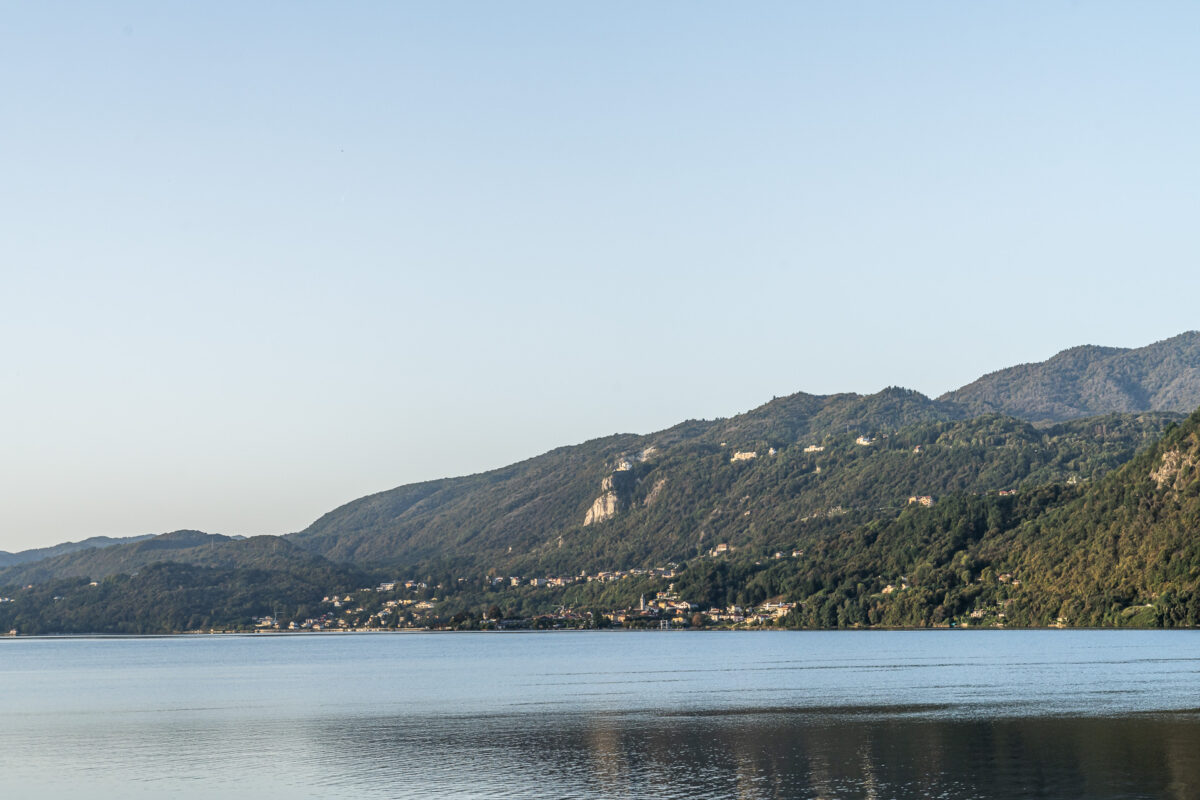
[
  {"left": 1, "top": 631, "right": 1199, "bottom": 799},
  {"left": 317, "top": 708, "right": 1200, "bottom": 800}
]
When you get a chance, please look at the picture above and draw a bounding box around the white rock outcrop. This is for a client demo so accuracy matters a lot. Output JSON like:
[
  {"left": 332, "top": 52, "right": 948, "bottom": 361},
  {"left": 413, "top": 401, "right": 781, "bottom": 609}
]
[
  {"left": 584, "top": 492, "right": 619, "bottom": 526},
  {"left": 1151, "top": 444, "right": 1198, "bottom": 490},
  {"left": 584, "top": 475, "right": 620, "bottom": 526}
]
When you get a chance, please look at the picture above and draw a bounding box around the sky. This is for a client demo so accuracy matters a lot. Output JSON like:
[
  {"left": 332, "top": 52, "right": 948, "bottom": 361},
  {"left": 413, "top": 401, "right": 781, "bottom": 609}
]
[{"left": 3, "top": 2, "right": 1199, "bottom": 551}]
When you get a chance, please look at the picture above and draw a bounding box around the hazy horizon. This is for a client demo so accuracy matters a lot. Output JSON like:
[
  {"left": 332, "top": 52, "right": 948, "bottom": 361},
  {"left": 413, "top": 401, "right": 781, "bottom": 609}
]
[{"left": 5, "top": 3, "right": 1200, "bottom": 551}]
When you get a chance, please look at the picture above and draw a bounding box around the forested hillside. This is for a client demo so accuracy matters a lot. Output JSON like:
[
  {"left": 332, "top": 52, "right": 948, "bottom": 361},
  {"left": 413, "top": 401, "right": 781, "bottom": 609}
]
[
  {"left": 5, "top": 333, "right": 1200, "bottom": 633},
  {"left": 288, "top": 401, "right": 1175, "bottom": 576},
  {"left": 0, "top": 530, "right": 344, "bottom": 587},
  {"left": 286, "top": 387, "right": 972, "bottom": 571},
  {"left": 671, "top": 408, "right": 1200, "bottom": 629},
  {"left": 984, "top": 409, "right": 1200, "bottom": 626},
  {"left": 0, "top": 532, "right": 368, "bottom": 634},
  {"left": 0, "top": 534, "right": 153, "bottom": 568},
  {"left": 0, "top": 561, "right": 367, "bottom": 635},
  {"left": 941, "top": 331, "right": 1200, "bottom": 422}
]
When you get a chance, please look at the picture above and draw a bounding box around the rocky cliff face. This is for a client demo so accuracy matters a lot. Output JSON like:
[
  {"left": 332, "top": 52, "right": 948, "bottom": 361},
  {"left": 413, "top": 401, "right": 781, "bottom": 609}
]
[
  {"left": 1149, "top": 430, "right": 1200, "bottom": 492},
  {"left": 583, "top": 476, "right": 621, "bottom": 526},
  {"left": 583, "top": 470, "right": 637, "bottom": 526}
]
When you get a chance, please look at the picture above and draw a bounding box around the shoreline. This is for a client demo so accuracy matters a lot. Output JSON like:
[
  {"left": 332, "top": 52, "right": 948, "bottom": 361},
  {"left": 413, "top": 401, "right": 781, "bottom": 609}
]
[{"left": 4, "top": 625, "right": 1196, "bottom": 640}]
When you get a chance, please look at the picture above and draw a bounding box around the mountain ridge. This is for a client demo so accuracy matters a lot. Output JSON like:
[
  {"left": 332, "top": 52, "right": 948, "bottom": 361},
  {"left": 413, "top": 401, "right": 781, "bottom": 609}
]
[
  {"left": 0, "top": 530, "right": 324, "bottom": 587},
  {"left": 4, "top": 332, "right": 1200, "bottom": 633},
  {"left": 0, "top": 534, "right": 156, "bottom": 569},
  {"left": 939, "top": 331, "right": 1200, "bottom": 422}
]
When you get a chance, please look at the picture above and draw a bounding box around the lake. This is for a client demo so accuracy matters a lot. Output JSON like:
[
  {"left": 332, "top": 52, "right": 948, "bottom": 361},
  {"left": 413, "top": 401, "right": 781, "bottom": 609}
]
[{"left": 1, "top": 630, "right": 1198, "bottom": 799}]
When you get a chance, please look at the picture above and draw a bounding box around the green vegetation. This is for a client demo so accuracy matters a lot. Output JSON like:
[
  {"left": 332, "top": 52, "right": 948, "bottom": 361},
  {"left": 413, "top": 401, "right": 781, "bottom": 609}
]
[
  {"left": 2, "top": 408, "right": 1189, "bottom": 633},
  {"left": 0, "top": 560, "right": 368, "bottom": 635},
  {"left": 670, "top": 408, "right": 1200, "bottom": 629},
  {"left": 0, "top": 531, "right": 349, "bottom": 587},
  {"left": 0, "top": 534, "right": 153, "bottom": 569},
  {"left": 287, "top": 394, "right": 1177, "bottom": 577},
  {"left": 4, "top": 333, "right": 1200, "bottom": 634},
  {"left": 941, "top": 331, "right": 1200, "bottom": 422}
]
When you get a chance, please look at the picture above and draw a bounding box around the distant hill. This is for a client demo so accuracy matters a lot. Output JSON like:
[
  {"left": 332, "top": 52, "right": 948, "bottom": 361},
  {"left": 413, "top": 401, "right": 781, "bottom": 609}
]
[
  {"left": 0, "top": 557, "right": 370, "bottom": 636},
  {"left": 0, "top": 530, "right": 369, "bottom": 634},
  {"left": 0, "top": 534, "right": 155, "bottom": 569},
  {"left": 0, "top": 530, "right": 345, "bottom": 587},
  {"left": 940, "top": 332, "right": 1200, "bottom": 423}
]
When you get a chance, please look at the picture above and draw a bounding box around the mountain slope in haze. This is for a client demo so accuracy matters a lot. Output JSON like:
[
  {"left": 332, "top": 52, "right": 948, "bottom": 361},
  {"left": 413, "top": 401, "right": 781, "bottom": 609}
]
[
  {"left": 0, "top": 529, "right": 352, "bottom": 587},
  {"left": 940, "top": 332, "right": 1200, "bottom": 423},
  {"left": 0, "top": 534, "right": 156, "bottom": 568},
  {"left": 0, "top": 559, "right": 368, "bottom": 636},
  {"left": 0, "top": 530, "right": 372, "bottom": 635}
]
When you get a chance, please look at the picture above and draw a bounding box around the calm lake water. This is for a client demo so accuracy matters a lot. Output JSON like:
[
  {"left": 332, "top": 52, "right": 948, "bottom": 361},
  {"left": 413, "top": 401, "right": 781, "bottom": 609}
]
[{"left": 1, "top": 630, "right": 1199, "bottom": 799}]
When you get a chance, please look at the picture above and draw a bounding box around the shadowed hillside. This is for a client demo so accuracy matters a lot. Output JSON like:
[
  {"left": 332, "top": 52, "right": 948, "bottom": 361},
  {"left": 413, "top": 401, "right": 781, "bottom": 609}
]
[
  {"left": 0, "top": 530, "right": 352, "bottom": 587},
  {"left": 940, "top": 332, "right": 1200, "bottom": 422},
  {"left": 0, "top": 534, "right": 155, "bottom": 569}
]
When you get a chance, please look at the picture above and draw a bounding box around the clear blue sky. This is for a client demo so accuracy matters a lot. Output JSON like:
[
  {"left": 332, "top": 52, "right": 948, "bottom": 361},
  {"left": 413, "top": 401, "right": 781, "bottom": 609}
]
[{"left": 3, "top": 3, "right": 1199, "bottom": 551}]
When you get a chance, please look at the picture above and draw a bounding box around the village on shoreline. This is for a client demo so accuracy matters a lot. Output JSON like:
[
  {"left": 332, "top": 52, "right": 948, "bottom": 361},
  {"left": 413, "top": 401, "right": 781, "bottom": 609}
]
[{"left": 231, "top": 558, "right": 802, "bottom": 634}]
